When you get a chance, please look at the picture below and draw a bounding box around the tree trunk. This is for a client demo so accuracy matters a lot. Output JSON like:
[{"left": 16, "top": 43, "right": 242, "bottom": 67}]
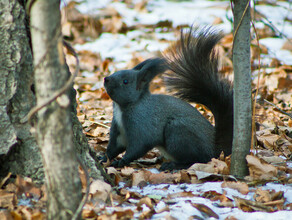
[
  {"left": 0, "top": 0, "right": 101, "bottom": 183},
  {"left": 29, "top": 0, "right": 83, "bottom": 218},
  {"left": 0, "top": 0, "right": 44, "bottom": 180},
  {"left": 230, "top": 0, "right": 252, "bottom": 177}
]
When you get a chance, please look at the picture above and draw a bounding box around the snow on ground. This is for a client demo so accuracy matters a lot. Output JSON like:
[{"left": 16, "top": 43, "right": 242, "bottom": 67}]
[
  {"left": 128, "top": 181, "right": 292, "bottom": 219},
  {"left": 73, "top": 0, "right": 292, "bottom": 69}
]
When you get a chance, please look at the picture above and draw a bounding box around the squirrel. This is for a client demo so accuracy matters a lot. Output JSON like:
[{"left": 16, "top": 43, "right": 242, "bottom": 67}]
[{"left": 102, "top": 26, "right": 233, "bottom": 171}]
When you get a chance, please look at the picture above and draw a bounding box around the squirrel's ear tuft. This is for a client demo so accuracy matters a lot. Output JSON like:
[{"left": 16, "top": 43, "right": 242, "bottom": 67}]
[{"left": 135, "top": 58, "right": 167, "bottom": 90}]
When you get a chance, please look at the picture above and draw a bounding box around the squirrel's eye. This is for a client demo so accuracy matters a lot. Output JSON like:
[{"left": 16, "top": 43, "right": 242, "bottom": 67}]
[{"left": 123, "top": 79, "right": 128, "bottom": 85}]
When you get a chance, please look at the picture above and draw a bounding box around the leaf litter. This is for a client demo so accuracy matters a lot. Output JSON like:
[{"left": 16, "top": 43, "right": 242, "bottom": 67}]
[{"left": 1, "top": 0, "right": 292, "bottom": 219}]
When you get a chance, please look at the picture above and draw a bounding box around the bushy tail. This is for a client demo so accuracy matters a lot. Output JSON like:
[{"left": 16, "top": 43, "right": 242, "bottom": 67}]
[{"left": 164, "top": 26, "right": 233, "bottom": 156}]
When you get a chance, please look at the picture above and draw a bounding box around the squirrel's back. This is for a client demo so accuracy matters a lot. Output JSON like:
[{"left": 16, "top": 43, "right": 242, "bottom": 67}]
[{"left": 164, "top": 26, "right": 233, "bottom": 157}]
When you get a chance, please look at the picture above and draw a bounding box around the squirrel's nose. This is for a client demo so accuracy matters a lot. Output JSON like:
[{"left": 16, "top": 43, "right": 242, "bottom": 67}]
[{"left": 104, "top": 77, "right": 109, "bottom": 84}]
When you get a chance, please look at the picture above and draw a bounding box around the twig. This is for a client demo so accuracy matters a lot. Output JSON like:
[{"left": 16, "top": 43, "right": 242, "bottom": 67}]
[
  {"left": 25, "top": 0, "right": 37, "bottom": 15},
  {"left": 264, "top": 99, "right": 292, "bottom": 119},
  {"left": 258, "top": 16, "right": 292, "bottom": 45},
  {"left": 20, "top": 40, "right": 79, "bottom": 123},
  {"left": 263, "top": 199, "right": 285, "bottom": 206},
  {"left": 0, "top": 172, "right": 12, "bottom": 188},
  {"left": 250, "top": 20, "right": 261, "bottom": 151},
  {"left": 71, "top": 156, "right": 90, "bottom": 220},
  {"left": 231, "top": 0, "right": 251, "bottom": 56},
  {"left": 95, "top": 121, "right": 110, "bottom": 129}
]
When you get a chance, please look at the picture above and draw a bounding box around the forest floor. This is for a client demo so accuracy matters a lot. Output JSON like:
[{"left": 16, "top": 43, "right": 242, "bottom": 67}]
[{"left": 1, "top": 0, "right": 292, "bottom": 219}]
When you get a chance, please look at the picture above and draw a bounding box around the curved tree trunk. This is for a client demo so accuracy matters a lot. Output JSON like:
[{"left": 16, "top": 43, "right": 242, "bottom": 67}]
[
  {"left": 30, "top": 0, "right": 83, "bottom": 218},
  {"left": 0, "top": 0, "right": 101, "bottom": 183}
]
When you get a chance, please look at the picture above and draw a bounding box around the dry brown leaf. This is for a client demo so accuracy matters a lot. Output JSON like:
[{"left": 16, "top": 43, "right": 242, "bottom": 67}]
[
  {"left": 187, "top": 159, "right": 229, "bottom": 175},
  {"left": 163, "top": 213, "right": 178, "bottom": 220},
  {"left": 137, "top": 197, "right": 154, "bottom": 210},
  {"left": 20, "top": 207, "right": 32, "bottom": 220},
  {"left": 0, "top": 210, "right": 13, "bottom": 220},
  {"left": 259, "top": 155, "right": 285, "bottom": 164},
  {"left": 220, "top": 33, "right": 233, "bottom": 48},
  {"left": 0, "top": 190, "right": 15, "bottom": 209},
  {"left": 210, "top": 158, "right": 229, "bottom": 174},
  {"left": 139, "top": 209, "right": 156, "bottom": 219},
  {"left": 177, "top": 170, "right": 191, "bottom": 183},
  {"left": 254, "top": 188, "right": 284, "bottom": 204},
  {"left": 89, "top": 180, "right": 111, "bottom": 202},
  {"left": 167, "top": 191, "right": 197, "bottom": 200},
  {"left": 201, "top": 190, "right": 232, "bottom": 203},
  {"left": 100, "top": 13, "right": 125, "bottom": 34},
  {"left": 225, "top": 216, "right": 239, "bottom": 220},
  {"left": 79, "top": 166, "right": 87, "bottom": 189},
  {"left": 132, "top": 170, "right": 147, "bottom": 187},
  {"left": 234, "top": 196, "right": 275, "bottom": 212},
  {"left": 246, "top": 155, "right": 277, "bottom": 180},
  {"left": 132, "top": 170, "right": 181, "bottom": 186},
  {"left": 134, "top": 0, "right": 148, "bottom": 12},
  {"left": 97, "top": 214, "right": 113, "bottom": 220},
  {"left": 78, "top": 50, "right": 102, "bottom": 72},
  {"left": 187, "top": 163, "right": 216, "bottom": 175},
  {"left": 82, "top": 209, "right": 97, "bottom": 219},
  {"left": 112, "top": 209, "right": 134, "bottom": 219},
  {"left": 221, "top": 181, "right": 249, "bottom": 195},
  {"left": 191, "top": 203, "right": 219, "bottom": 219},
  {"left": 257, "top": 133, "right": 280, "bottom": 150},
  {"left": 10, "top": 210, "right": 22, "bottom": 220},
  {"left": 15, "top": 176, "right": 42, "bottom": 200},
  {"left": 212, "top": 17, "right": 223, "bottom": 25},
  {"left": 121, "top": 167, "right": 135, "bottom": 177}
]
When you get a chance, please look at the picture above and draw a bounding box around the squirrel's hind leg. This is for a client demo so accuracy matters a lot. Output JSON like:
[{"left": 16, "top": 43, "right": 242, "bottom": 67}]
[{"left": 161, "top": 118, "right": 214, "bottom": 170}]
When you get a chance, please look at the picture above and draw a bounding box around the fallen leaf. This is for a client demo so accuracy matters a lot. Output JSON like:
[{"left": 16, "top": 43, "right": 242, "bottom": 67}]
[
  {"left": 167, "top": 191, "right": 197, "bottom": 199},
  {"left": 112, "top": 209, "right": 134, "bottom": 219},
  {"left": 254, "top": 188, "right": 284, "bottom": 203},
  {"left": 15, "top": 176, "right": 42, "bottom": 200},
  {"left": 246, "top": 155, "right": 278, "bottom": 180},
  {"left": 191, "top": 203, "right": 219, "bottom": 219},
  {"left": 89, "top": 180, "right": 111, "bottom": 202},
  {"left": 201, "top": 190, "right": 232, "bottom": 203},
  {"left": 0, "top": 210, "right": 13, "bottom": 220},
  {"left": 187, "top": 159, "right": 229, "bottom": 176},
  {"left": 0, "top": 190, "right": 15, "bottom": 209},
  {"left": 121, "top": 167, "right": 135, "bottom": 177},
  {"left": 132, "top": 170, "right": 180, "bottom": 186},
  {"left": 234, "top": 196, "right": 275, "bottom": 212},
  {"left": 221, "top": 181, "right": 249, "bottom": 195},
  {"left": 137, "top": 197, "right": 154, "bottom": 210}
]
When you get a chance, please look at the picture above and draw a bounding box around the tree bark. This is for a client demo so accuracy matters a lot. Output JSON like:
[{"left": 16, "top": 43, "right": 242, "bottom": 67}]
[
  {"left": 29, "top": 0, "right": 83, "bottom": 218},
  {"left": 0, "top": 0, "right": 43, "bottom": 180},
  {"left": 230, "top": 0, "right": 252, "bottom": 177}
]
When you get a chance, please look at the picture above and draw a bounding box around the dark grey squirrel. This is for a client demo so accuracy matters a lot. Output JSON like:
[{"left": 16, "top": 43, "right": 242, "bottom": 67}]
[{"left": 102, "top": 26, "right": 233, "bottom": 170}]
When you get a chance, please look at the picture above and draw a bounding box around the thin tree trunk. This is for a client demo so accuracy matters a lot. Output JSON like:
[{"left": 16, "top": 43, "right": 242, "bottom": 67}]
[
  {"left": 230, "top": 0, "right": 252, "bottom": 177},
  {"left": 30, "top": 0, "right": 82, "bottom": 218}
]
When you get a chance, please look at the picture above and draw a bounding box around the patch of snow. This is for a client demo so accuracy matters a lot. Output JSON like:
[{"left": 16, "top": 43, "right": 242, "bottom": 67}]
[
  {"left": 74, "top": 31, "right": 170, "bottom": 68},
  {"left": 74, "top": 0, "right": 112, "bottom": 14},
  {"left": 128, "top": 180, "right": 292, "bottom": 219},
  {"left": 256, "top": 4, "right": 292, "bottom": 38},
  {"left": 259, "top": 38, "right": 292, "bottom": 65},
  {"left": 72, "top": 0, "right": 292, "bottom": 68}
]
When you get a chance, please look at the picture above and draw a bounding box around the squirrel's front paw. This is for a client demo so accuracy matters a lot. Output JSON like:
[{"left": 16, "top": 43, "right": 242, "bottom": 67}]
[
  {"left": 160, "top": 162, "right": 176, "bottom": 171},
  {"left": 111, "top": 159, "right": 127, "bottom": 168},
  {"left": 100, "top": 155, "right": 108, "bottom": 163}
]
